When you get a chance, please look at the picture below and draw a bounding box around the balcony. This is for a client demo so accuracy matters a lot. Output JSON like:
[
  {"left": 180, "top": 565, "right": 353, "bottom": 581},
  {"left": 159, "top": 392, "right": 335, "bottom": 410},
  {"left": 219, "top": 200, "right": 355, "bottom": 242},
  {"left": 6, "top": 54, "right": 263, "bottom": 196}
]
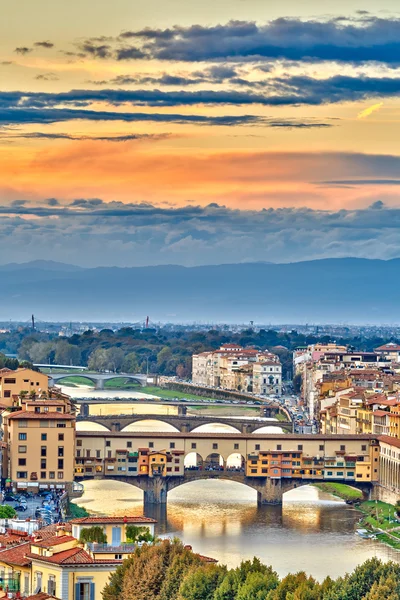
[
  {"left": 88, "top": 543, "right": 137, "bottom": 553},
  {"left": 0, "top": 574, "right": 20, "bottom": 592}
]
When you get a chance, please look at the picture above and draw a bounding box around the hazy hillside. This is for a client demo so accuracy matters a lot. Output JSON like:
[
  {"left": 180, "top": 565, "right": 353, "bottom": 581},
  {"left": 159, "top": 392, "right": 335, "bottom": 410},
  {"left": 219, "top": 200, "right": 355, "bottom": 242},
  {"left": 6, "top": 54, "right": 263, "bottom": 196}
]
[{"left": 0, "top": 258, "right": 398, "bottom": 323}]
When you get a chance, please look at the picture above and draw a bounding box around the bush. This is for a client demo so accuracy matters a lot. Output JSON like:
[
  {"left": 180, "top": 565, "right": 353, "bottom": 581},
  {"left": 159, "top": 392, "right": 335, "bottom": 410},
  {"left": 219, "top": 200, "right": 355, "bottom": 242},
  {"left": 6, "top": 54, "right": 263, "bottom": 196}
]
[
  {"left": 0, "top": 505, "right": 16, "bottom": 519},
  {"left": 79, "top": 526, "right": 107, "bottom": 544}
]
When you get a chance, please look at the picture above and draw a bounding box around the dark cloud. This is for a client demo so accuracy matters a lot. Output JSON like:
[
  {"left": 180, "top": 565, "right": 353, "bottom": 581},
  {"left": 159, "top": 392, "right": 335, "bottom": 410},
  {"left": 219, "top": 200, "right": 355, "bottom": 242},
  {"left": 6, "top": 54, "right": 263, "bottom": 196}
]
[
  {"left": 109, "top": 17, "right": 400, "bottom": 65},
  {"left": 3, "top": 72, "right": 400, "bottom": 112},
  {"left": 3, "top": 199, "right": 400, "bottom": 267},
  {"left": 35, "top": 73, "right": 59, "bottom": 81},
  {"left": 78, "top": 42, "right": 112, "bottom": 59},
  {"left": 0, "top": 131, "right": 171, "bottom": 142},
  {"left": 115, "top": 46, "right": 147, "bottom": 60},
  {"left": 34, "top": 41, "right": 54, "bottom": 49},
  {"left": 0, "top": 106, "right": 260, "bottom": 127},
  {"left": 89, "top": 65, "right": 241, "bottom": 87},
  {"left": 320, "top": 179, "right": 400, "bottom": 185},
  {"left": 14, "top": 47, "right": 32, "bottom": 55}
]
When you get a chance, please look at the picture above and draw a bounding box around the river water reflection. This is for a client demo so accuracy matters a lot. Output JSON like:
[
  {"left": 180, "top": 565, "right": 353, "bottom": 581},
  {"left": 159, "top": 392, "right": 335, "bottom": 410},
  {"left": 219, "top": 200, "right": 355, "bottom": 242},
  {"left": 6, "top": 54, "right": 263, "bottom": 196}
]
[{"left": 73, "top": 479, "right": 400, "bottom": 580}]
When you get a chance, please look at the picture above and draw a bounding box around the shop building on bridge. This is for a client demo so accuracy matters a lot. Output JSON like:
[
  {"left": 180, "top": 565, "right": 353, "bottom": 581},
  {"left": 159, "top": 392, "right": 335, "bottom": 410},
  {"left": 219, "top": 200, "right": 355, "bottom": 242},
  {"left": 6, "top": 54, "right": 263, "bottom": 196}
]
[{"left": 74, "top": 432, "right": 379, "bottom": 488}]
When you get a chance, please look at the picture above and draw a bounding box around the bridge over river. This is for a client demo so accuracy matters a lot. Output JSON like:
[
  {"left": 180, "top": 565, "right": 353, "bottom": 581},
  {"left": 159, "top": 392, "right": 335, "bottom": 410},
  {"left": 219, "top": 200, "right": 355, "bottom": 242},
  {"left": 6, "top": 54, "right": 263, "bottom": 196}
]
[
  {"left": 76, "top": 398, "right": 285, "bottom": 419},
  {"left": 75, "top": 431, "right": 379, "bottom": 505},
  {"left": 76, "top": 413, "right": 294, "bottom": 433}
]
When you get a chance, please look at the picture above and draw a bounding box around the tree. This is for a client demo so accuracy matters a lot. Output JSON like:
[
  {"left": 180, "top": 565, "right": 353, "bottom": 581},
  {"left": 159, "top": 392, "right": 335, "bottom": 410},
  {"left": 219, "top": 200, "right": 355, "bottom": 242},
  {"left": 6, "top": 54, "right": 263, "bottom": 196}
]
[
  {"left": 79, "top": 526, "right": 107, "bottom": 544},
  {"left": 179, "top": 564, "right": 226, "bottom": 600},
  {"left": 106, "top": 347, "right": 125, "bottom": 373},
  {"left": 54, "top": 341, "right": 81, "bottom": 366},
  {"left": 122, "top": 352, "right": 140, "bottom": 373},
  {"left": 88, "top": 348, "right": 109, "bottom": 371},
  {"left": 0, "top": 505, "right": 17, "bottom": 518},
  {"left": 28, "top": 341, "right": 55, "bottom": 364},
  {"left": 125, "top": 525, "right": 153, "bottom": 544}
]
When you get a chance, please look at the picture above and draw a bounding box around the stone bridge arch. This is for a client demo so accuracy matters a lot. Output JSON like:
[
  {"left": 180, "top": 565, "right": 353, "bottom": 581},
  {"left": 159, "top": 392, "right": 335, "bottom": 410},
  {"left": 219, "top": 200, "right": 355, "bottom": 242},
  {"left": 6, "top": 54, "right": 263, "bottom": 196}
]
[{"left": 188, "top": 422, "right": 241, "bottom": 434}]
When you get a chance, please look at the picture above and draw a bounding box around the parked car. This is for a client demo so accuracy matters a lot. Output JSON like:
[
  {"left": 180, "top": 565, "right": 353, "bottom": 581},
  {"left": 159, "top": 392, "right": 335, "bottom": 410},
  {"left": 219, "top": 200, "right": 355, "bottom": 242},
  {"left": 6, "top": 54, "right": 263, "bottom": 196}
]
[
  {"left": 15, "top": 504, "right": 28, "bottom": 512},
  {"left": 3, "top": 494, "right": 15, "bottom": 502}
]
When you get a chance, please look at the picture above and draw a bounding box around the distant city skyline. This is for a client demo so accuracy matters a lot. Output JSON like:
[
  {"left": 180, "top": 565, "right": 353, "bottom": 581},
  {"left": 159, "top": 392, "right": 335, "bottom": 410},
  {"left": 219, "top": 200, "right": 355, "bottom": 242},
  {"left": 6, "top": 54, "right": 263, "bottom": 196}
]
[{"left": 2, "top": 2, "right": 400, "bottom": 265}]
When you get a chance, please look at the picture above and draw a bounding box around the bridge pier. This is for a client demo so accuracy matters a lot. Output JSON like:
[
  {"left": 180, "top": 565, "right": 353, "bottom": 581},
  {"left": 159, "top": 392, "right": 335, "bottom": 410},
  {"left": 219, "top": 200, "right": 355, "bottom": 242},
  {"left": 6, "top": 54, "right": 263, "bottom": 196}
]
[
  {"left": 96, "top": 379, "right": 105, "bottom": 390},
  {"left": 255, "top": 478, "right": 283, "bottom": 505},
  {"left": 143, "top": 476, "right": 168, "bottom": 504},
  {"left": 177, "top": 405, "right": 187, "bottom": 416},
  {"left": 80, "top": 403, "right": 89, "bottom": 417}
]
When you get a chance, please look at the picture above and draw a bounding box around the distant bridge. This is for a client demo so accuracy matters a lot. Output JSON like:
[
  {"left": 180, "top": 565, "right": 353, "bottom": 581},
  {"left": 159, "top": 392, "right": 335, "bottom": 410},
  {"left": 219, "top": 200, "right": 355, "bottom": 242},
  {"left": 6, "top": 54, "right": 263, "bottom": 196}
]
[
  {"left": 75, "top": 398, "right": 285, "bottom": 420},
  {"left": 48, "top": 372, "right": 147, "bottom": 389},
  {"left": 76, "top": 413, "right": 294, "bottom": 434},
  {"left": 35, "top": 364, "right": 88, "bottom": 370}
]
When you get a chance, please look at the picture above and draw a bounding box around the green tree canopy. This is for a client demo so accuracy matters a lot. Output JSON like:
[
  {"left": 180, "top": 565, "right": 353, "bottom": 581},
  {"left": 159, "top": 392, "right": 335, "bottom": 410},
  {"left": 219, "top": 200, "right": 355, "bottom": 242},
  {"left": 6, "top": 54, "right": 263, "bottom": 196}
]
[{"left": 0, "top": 505, "right": 17, "bottom": 518}]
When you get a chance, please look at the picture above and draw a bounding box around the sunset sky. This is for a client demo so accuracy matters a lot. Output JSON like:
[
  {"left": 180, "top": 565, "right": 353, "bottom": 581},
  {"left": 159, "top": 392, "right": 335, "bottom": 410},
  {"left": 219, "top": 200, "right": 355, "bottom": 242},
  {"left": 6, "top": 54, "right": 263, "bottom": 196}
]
[{"left": 2, "top": 0, "right": 400, "bottom": 266}]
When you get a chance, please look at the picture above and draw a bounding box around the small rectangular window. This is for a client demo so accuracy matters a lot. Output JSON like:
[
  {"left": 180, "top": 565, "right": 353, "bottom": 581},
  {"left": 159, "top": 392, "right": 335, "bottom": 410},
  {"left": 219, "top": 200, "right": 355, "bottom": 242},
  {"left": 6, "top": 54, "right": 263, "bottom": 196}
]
[
  {"left": 277, "top": 444, "right": 282, "bottom": 450},
  {"left": 106, "top": 441, "right": 111, "bottom": 447},
  {"left": 58, "top": 459, "right": 64, "bottom": 470},
  {"left": 340, "top": 445, "right": 346, "bottom": 452},
  {"left": 234, "top": 443, "right": 239, "bottom": 450},
  {"left": 41, "top": 446, "right": 47, "bottom": 457},
  {"left": 191, "top": 443, "right": 197, "bottom": 449},
  {"left": 57, "top": 471, "right": 64, "bottom": 479},
  {"left": 255, "top": 444, "right": 260, "bottom": 450},
  {"left": 298, "top": 445, "right": 303, "bottom": 451},
  {"left": 170, "top": 442, "right": 175, "bottom": 449},
  {"left": 18, "top": 445, "right": 27, "bottom": 453},
  {"left": 40, "top": 471, "right": 46, "bottom": 479},
  {"left": 77, "top": 440, "right": 82, "bottom": 447},
  {"left": 41, "top": 434, "right": 47, "bottom": 441},
  {"left": 17, "top": 471, "right": 27, "bottom": 479},
  {"left": 319, "top": 445, "right": 324, "bottom": 451},
  {"left": 49, "top": 471, "right": 55, "bottom": 479},
  {"left": 149, "top": 442, "right": 154, "bottom": 448},
  {"left": 18, "top": 458, "right": 26, "bottom": 466},
  {"left": 127, "top": 441, "right": 132, "bottom": 448},
  {"left": 58, "top": 434, "right": 64, "bottom": 441},
  {"left": 361, "top": 445, "right": 367, "bottom": 451},
  {"left": 41, "top": 459, "right": 46, "bottom": 469},
  {"left": 213, "top": 443, "right": 218, "bottom": 450}
]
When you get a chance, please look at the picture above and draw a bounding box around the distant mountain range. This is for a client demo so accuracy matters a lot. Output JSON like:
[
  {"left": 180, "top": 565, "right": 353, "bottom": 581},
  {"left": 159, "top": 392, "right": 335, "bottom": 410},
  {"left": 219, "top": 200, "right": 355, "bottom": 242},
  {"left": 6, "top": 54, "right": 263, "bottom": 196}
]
[{"left": 0, "top": 258, "right": 399, "bottom": 323}]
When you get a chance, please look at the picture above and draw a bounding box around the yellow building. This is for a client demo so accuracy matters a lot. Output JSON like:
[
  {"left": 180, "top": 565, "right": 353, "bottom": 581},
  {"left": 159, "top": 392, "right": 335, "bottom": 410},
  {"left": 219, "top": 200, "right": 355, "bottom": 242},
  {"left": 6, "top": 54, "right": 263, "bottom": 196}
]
[
  {"left": 6, "top": 400, "right": 75, "bottom": 493},
  {"left": 70, "top": 516, "right": 156, "bottom": 545},
  {"left": 0, "top": 368, "right": 49, "bottom": 406},
  {"left": 0, "top": 518, "right": 157, "bottom": 599},
  {"left": 389, "top": 403, "right": 400, "bottom": 438}
]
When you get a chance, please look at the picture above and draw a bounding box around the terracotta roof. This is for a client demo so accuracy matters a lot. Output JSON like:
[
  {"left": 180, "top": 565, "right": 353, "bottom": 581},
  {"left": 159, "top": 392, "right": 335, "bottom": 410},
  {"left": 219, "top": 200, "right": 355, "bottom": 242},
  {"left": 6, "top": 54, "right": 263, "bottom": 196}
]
[
  {"left": 7, "top": 410, "right": 74, "bottom": 420},
  {"left": 0, "top": 541, "right": 31, "bottom": 566},
  {"left": 376, "top": 343, "right": 400, "bottom": 351},
  {"left": 26, "top": 400, "right": 68, "bottom": 406},
  {"left": 32, "top": 535, "right": 76, "bottom": 548},
  {"left": 373, "top": 410, "right": 390, "bottom": 417},
  {"left": 70, "top": 516, "right": 156, "bottom": 525},
  {"left": 27, "top": 547, "right": 91, "bottom": 565},
  {"left": 379, "top": 435, "right": 400, "bottom": 449},
  {"left": 0, "top": 529, "right": 29, "bottom": 547},
  {"left": 27, "top": 547, "right": 123, "bottom": 565}
]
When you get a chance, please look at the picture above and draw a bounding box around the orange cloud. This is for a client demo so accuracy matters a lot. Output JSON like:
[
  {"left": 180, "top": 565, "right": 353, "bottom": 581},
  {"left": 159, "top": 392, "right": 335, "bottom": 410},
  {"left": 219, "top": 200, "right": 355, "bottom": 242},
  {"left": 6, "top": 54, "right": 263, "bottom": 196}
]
[{"left": 1, "top": 142, "right": 400, "bottom": 210}]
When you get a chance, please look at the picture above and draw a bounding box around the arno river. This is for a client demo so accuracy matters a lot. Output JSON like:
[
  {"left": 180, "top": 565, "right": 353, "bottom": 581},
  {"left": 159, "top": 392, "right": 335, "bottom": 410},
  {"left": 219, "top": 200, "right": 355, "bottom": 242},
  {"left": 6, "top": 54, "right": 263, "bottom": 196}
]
[{"left": 65, "top": 387, "right": 400, "bottom": 580}]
